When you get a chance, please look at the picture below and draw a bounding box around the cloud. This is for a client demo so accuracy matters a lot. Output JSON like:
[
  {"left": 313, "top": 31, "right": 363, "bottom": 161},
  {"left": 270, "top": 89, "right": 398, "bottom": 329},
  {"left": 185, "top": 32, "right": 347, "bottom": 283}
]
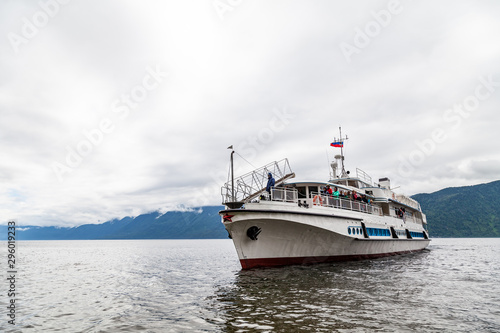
[{"left": 1, "top": 0, "right": 500, "bottom": 226}]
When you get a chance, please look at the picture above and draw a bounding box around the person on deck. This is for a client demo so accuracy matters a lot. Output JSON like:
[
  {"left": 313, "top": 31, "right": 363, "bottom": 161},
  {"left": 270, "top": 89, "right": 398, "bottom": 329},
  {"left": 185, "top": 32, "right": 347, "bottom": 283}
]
[
  {"left": 266, "top": 173, "right": 275, "bottom": 194},
  {"left": 325, "top": 185, "right": 333, "bottom": 196}
]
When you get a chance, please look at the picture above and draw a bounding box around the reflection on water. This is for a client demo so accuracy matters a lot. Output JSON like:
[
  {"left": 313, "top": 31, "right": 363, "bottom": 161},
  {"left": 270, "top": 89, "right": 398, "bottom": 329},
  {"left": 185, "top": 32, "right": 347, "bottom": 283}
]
[
  {"left": 212, "top": 243, "right": 500, "bottom": 333},
  {"left": 3, "top": 239, "right": 500, "bottom": 332},
  {"left": 214, "top": 252, "right": 433, "bottom": 332}
]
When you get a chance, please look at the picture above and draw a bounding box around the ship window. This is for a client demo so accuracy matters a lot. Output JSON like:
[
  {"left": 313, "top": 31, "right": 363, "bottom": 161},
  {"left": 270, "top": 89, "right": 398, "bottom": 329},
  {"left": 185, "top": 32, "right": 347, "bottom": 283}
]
[
  {"left": 348, "top": 180, "right": 357, "bottom": 187},
  {"left": 296, "top": 187, "right": 306, "bottom": 199},
  {"left": 348, "top": 228, "right": 351, "bottom": 235},
  {"left": 308, "top": 186, "right": 319, "bottom": 197}
]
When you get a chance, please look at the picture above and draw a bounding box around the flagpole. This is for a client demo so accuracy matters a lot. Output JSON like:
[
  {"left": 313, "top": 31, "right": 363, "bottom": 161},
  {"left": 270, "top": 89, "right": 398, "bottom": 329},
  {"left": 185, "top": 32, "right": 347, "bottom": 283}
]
[{"left": 330, "top": 127, "right": 348, "bottom": 177}]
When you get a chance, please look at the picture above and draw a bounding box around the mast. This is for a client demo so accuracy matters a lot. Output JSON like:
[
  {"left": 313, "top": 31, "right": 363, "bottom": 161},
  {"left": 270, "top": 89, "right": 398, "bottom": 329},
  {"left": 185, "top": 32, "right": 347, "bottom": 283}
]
[
  {"left": 334, "top": 127, "right": 348, "bottom": 177},
  {"left": 228, "top": 145, "right": 235, "bottom": 201},
  {"left": 339, "top": 127, "right": 345, "bottom": 175}
]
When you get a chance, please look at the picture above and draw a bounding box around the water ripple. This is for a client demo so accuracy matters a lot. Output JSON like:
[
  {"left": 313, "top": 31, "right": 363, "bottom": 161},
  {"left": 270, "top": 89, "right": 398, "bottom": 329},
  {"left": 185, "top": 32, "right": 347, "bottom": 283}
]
[{"left": 1, "top": 238, "right": 499, "bottom": 332}]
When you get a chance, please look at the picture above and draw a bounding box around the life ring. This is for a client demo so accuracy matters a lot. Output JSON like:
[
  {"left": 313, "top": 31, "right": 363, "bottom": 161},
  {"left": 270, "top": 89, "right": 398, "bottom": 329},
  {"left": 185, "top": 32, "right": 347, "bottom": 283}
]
[{"left": 313, "top": 195, "right": 323, "bottom": 206}]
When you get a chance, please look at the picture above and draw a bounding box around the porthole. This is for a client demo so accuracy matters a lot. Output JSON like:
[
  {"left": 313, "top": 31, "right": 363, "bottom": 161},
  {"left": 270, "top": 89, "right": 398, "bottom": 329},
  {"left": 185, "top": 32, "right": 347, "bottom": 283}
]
[
  {"left": 356, "top": 228, "right": 359, "bottom": 235},
  {"left": 348, "top": 228, "right": 351, "bottom": 235}
]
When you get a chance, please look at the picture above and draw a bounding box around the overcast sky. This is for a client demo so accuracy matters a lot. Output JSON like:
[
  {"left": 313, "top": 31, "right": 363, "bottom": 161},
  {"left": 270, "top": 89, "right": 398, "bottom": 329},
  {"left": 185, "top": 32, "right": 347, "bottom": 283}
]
[{"left": 2, "top": 0, "right": 500, "bottom": 227}]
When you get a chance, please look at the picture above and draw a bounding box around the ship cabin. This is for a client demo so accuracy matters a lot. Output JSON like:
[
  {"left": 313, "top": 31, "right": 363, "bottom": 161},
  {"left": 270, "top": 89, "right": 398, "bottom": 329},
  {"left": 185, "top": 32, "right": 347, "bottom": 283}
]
[
  {"left": 221, "top": 158, "right": 427, "bottom": 230},
  {"left": 274, "top": 174, "right": 427, "bottom": 228}
]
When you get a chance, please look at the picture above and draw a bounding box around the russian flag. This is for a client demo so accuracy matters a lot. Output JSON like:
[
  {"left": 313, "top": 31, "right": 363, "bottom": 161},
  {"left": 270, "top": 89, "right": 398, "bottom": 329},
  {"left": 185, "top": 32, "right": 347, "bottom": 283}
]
[{"left": 330, "top": 141, "right": 343, "bottom": 148}]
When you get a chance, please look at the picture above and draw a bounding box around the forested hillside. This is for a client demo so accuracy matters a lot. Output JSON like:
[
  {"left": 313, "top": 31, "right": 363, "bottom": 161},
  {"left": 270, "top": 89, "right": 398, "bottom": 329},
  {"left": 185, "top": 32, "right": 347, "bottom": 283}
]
[{"left": 412, "top": 180, "right": 500, "bottom": 237}]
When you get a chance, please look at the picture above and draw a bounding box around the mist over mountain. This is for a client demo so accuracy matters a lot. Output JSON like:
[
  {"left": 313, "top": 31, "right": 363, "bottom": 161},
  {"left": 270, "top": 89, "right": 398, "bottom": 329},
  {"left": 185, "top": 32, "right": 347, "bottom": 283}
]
[
  {"left": 7, "top": 206, "right": 226, "bottom": 240},
  {"left": 3, "top": 180, "right": 499, "bottom": 240}
]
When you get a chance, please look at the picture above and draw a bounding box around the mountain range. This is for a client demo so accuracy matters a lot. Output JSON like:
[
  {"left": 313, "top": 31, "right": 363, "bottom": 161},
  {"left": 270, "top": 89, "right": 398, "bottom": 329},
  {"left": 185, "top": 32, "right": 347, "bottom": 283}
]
[
  {"left": 5, "top": 206, "right": 227, "bottom": 240},
  {"left": 3, "top": 180, "right": 499, "bottom": 240},
  {"left": 412, "top": 179, "right": 500, "bottom": 237}
]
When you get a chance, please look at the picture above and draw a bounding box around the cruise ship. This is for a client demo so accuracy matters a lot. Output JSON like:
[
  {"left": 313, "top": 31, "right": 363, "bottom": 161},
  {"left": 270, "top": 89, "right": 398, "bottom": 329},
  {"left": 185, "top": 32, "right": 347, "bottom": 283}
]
[{"left": 220, "top": 134, "right": 430, "bottom": 269}]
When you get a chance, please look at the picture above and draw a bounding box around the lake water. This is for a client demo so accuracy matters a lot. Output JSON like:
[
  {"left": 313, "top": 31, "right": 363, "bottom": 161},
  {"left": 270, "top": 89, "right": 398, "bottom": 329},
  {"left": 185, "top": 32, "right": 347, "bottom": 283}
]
[{"left": 2, "top": 238, "right": 500, "bottom": 332}]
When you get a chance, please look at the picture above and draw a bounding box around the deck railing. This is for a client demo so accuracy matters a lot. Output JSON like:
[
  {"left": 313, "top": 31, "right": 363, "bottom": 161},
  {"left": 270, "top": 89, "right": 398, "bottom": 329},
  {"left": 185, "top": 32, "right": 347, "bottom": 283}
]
[
  {"left": 270, "top": 187, "right": 298, "bottom": 203},
  {"left": 308, "top": 192, "right": 381, "bottom": 216},
  {"left": 264, "top": 189, "right": 381, "bottom": 216}
]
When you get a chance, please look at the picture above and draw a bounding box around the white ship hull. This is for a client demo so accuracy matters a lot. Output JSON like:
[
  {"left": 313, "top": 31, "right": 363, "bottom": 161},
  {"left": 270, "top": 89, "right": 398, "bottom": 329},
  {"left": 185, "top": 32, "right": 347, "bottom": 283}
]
[{"left": 221, "top": 201, "right": 430, "bottom": 269}]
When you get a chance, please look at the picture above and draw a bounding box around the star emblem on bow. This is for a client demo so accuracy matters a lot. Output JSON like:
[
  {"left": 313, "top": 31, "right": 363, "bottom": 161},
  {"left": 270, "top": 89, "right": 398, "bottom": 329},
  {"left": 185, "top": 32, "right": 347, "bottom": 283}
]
[{"left": 223, "top": 214, "right": 234, "bottom": 222}]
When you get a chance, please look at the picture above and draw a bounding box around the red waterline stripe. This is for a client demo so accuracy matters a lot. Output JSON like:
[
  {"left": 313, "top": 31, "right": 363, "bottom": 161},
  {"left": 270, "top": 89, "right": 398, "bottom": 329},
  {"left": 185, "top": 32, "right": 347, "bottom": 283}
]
[{"left": 240, "top": 249, "right": 425, "bottom": 269}]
